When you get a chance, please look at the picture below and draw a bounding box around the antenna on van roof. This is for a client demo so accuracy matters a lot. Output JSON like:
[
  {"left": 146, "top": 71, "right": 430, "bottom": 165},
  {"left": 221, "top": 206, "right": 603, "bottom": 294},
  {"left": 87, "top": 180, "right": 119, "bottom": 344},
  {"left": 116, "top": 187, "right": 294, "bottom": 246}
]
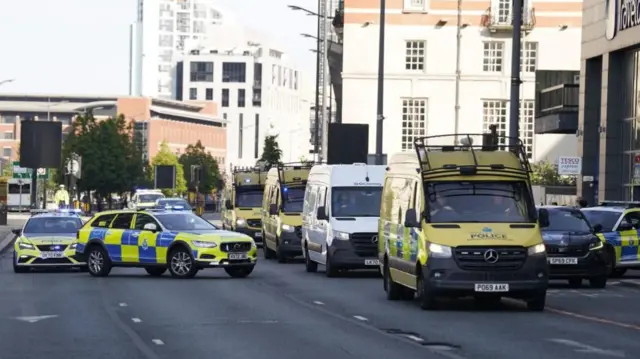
[{"left": 365, "top": 165, "right": 370, "bottom": 182}]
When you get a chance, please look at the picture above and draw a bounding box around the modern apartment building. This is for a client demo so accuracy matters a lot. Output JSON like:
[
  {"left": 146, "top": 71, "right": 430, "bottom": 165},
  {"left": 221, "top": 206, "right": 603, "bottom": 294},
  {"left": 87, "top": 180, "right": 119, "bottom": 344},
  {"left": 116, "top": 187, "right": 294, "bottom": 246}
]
[
  {"left": 175, "top": 32, "right": 311, "bottom": 168},
  {"left": 336, "top": 0, "right": 582, "bottom": 162},
  {"left": 129, "top": 0, "right": 227, "bottom": 98}
]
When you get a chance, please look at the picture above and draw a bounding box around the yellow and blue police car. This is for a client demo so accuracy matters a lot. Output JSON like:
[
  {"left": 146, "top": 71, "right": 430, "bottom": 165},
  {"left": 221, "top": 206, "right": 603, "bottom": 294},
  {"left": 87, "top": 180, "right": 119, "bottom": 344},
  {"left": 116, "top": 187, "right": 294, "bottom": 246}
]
[
  {"left": 12, "top": 210, "right": 87, "bottom": 273},
  {"left": 75, "top": 209, "right": 257, "bottom": 278}
]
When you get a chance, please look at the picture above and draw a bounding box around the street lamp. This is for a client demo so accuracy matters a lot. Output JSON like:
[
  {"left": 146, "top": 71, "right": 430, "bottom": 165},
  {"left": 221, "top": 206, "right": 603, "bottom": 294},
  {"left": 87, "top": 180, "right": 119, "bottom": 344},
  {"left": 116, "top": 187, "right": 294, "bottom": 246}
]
[
  {"left": 46, "top": 100, "right": 69, "bottom": 121},
  {"left": 0, "top": 79, "right": 15, "bottom": 87},
  {"left": 375, "top": 0, "right": 386, "bottom": 165}
]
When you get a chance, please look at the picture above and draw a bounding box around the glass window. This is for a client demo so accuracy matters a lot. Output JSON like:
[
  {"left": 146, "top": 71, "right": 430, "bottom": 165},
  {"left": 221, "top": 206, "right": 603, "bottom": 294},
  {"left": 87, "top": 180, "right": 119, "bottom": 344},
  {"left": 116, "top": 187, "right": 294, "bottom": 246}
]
[
  {"left": 206, "top": 88, "right": 213, "bottom": 100},
  {"left": 238, "top": 89, "right": 245, "bottom": 107},
  {"left": 138, "top": 193, "right": 164, "bottom": 203},
  {"left": 544, "top": 208, "right": 591, "bottom": 232},
  {"left": 222, "top": 89, "right": 229, "bottom": 107},
  {"left": 331, "top": 187, "right": 383, "bottom": 217},
  {"left": 111, "top": 213, "right": 134, "bottom": 229},
  {"left": 23, "top": 217, "right": 83, "bottom": 234},
  {"left": 92, "top": 213, "right": 117, "bottom": 228},
  {"left": 189, "top": 61, "right": 213, "bottom": 82},
  {"left": 156, "top": 199, "right": 191, "bottom": 210},
  {"left": 581, "top": 210, "right": 622, "bottom": 232},
  {"left": 2, "top": 115, "right": 16, "bottom": 124},
  {"left": 189, "top": 88, "right": 197, "bottom": 100},
  {"left": 222, "top": 62, "right": 247, "bottom": 83},
  {"left": 3, "top": 131, "right": 13, "bottom": 139},
  {"left": 3, "top": 148, "right": 11, "bottom": 157},
  {"left": 235, "top": 191, "right": 263, "bottom": 207},
  {"left": 282, "top": 187, "right": 305, "bottom": 213},
  {"left": 134, "top": 213, "right": 160, "bottom": 230},
  {"left": 155, "top": 213, "right": 217, "bottom": 231},
  {"left": 8, "top": 183, "right": 30, "bottom": 194}
]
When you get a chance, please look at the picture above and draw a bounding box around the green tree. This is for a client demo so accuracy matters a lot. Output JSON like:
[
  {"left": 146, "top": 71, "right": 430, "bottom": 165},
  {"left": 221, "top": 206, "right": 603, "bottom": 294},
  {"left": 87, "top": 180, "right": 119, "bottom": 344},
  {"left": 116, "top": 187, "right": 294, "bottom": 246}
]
[
  {"left": 178, "top": 140, "right": 222, "bottom": 193},
  {"left": 259, "top": 134, "right": 282, "bottom": 168},
  {"left": 530, "top": 160, "right": 574, "bottom": 186},
  {"left": 151, "top": 141, "right": 187, "bottom": 196}
]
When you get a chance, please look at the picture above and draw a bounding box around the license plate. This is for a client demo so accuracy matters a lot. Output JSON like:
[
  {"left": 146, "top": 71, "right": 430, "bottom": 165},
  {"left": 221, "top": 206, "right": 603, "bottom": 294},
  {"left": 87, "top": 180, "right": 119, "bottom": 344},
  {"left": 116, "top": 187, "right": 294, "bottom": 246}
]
[
  {"left": 364, "top": 259, "right": 379, "bottom": 266},
  {"left": 474, "top": 283, "right": 509, "bottom": 292},
  {"left": 40, "top": 251, "right": 64, "bottom": 259},
  {"left": 255, "top": 232, "right": 262, "bottom": 238},
  {"left": 228, "top": 253, "right": 248, "bottom": 260},
  {"left": 549, "top": 257, "right": 578, "bottom": 265}
]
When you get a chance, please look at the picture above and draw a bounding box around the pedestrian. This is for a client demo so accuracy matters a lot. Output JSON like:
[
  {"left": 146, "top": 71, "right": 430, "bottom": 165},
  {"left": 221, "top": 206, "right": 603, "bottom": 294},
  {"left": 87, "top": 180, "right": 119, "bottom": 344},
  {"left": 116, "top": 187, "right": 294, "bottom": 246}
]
[{"left": 54, "top": 185, "right": 70, "bottom": 209}]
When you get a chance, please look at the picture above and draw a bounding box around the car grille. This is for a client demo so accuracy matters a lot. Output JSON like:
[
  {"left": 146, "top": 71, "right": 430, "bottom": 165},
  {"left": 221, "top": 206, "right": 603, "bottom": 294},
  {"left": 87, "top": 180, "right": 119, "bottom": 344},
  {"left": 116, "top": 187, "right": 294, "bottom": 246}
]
[
  {"left": 246, "top": 219, "right": 261, "bottom": 228},
  {"left": 294, "top": 226, "right": 302, "bottom": 239},
  {"left": 351, "top": 233, "right": 378, "bottom": 257},
  {"left": 453, "top": 246, "right": 526, "bottom": 271},
  {"left": 31, "top": 258, "right": 72, "bottom": 265},
  {"left": 220, "top": 242, "right": 252, "bottom": 252},
  {"left": 36, "top": 245, "right": 68, "bottom": 251},
  {"left": 546, "top": 243, "right": 589, "bottom": 257}
]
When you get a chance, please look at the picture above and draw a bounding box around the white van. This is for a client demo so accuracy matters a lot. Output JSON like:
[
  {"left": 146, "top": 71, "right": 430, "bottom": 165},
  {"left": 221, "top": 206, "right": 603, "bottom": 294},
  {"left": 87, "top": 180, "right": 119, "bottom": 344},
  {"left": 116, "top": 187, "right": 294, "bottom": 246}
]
[{"left": 301, "top": 163, "right": 385, "bottom": 277}]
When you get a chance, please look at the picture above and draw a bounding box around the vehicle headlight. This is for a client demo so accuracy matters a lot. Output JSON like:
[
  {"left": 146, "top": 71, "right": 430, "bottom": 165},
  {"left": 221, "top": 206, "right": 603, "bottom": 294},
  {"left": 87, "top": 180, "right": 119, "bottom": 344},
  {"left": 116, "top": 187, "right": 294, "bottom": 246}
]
[
  {"left": 281, "top": 224, "right": 295, "bottom": 232},
  {"left": 18, "top": 241, "right": 35, "bottom": 250},
  {"left": 589, "top": 239, "right": 603, "bottom": 250},
  {"left": 528, "top": 243, "right": 546, "bottom": 255},
  {"left": 236, "top": 218, "right": 246, "bottom": 226},
  {"left": 333, "top": 230, "right": 350, "bottom": 240},
  {"left": 428, "top": 243, "right": 452, "bottom": 258},
  {"left": 192, "top": 241, "right": 218, "bottom": 248}
]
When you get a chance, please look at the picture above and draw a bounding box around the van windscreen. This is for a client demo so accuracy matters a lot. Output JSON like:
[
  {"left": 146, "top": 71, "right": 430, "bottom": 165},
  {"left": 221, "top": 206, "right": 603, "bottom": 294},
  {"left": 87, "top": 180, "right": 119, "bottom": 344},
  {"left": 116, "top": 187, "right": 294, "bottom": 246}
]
[
  {"left": 332, "top": 187, "right": 382, "bottom": 217},
  {"left": 235, "top": 191, "right": 263, "bottom": 208},
  {"left": 425, "top": 181, "right": 535, "bottom": 223},
  {"left": 283, "top": 187, "right": 305, "bottom": 213}
]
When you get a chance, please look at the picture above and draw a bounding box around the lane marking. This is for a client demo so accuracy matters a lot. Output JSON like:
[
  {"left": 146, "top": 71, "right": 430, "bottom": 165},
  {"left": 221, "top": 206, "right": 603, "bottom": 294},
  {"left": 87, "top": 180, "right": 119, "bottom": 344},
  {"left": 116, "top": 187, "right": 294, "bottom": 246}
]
[
  {"left": 313, "top": 301, "right": 324, "bottom": 305},
  {"left": 151, "top": 339, "right": 164, "bottom": 345},
  {"left": 119, "top": 303, "right": 128, "bottom": 307},
  {"left": 406, "top": 335, "right": 424, "bottom": 342},
  {"left": 131, "top": 318, "right": 142, "bottom": 323},
  {"left": 353, "top": 315, "right": 368, "bottom": 321},
  {"left": 546, "top": 308, "right": 640, "bottom": 331},
  {"left": 13, "top": 315, "right": 58, "bottom": 323},
  {"left": 547, "top": 338, "right": 625, "bottom": 357}
]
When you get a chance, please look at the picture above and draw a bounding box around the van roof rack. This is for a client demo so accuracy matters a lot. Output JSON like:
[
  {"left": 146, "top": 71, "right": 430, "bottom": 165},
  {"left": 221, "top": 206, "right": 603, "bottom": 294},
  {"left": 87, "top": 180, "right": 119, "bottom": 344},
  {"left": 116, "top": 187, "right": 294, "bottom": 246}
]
[
  {"left": 597, "top": 201, "right": 640, "bottom": 208},
  {"left": 413, "top": 131, "right": 532, "bottom": 181},
  {"left": 277, "top": 162, "right": 317, "bottom": 187}
]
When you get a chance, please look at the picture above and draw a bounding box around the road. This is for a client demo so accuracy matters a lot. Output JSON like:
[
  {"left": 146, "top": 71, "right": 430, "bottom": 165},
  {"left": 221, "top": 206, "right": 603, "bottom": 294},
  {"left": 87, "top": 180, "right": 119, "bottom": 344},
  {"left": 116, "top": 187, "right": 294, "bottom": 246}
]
[{"left": 0, "top": 213, "right": 638, "bottom": 359}]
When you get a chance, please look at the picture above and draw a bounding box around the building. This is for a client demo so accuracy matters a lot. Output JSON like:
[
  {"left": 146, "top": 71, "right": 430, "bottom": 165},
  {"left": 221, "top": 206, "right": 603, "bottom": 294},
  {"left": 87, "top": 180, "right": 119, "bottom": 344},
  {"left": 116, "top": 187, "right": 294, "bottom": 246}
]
[
  {"left": 576, "top": 0, "right": 640, "bottom": 202},
  {"left": 335, "top": 0, "right": 581, "bottom": 162},
  {"left": 175, "top": 24, "right": 311, "bottom": 168},
  {"left": 0, "top": 94, "right": 226, "bottom": 170},
  {"left": 129, "top": 0, "right": 229, "bottom": 98}
]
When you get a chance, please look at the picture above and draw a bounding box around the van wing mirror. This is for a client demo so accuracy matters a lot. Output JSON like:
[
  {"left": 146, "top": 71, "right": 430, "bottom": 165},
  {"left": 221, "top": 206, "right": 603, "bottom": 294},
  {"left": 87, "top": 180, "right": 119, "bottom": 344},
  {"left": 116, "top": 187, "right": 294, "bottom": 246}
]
[
  {"left": 269, "top": 203, "right": 278, "bottom": 215},
  {"left": 538, "top": 208, "right": 550, "bottom": 228},
  {"left": 316, "top": 206, "right": 328, "bottom": 220},
  {"left": 11, "top": 228, "right": 21, "bottom": 236},
  {"left": 592, "top": 223, "right": 603, "bottom": 233},
  {"left": 225, "top": 200, "right": 232, "bottom": 210},
  {"left": 403, "top": 208, "right": 420, "bottom": 228}
]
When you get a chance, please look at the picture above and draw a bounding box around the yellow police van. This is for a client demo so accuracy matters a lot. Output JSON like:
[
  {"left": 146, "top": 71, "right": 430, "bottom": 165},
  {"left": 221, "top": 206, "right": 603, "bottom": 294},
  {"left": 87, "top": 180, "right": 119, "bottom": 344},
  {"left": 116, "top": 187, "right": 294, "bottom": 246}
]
[
  {"left": 380, "top": 131, "right": 550, "bottom": 311},
  {"left": 262, "top": 163, "right": 313, "bottom": 263},
  {"left": 222, "top": 167, "right": 267, "bottom": 245}
]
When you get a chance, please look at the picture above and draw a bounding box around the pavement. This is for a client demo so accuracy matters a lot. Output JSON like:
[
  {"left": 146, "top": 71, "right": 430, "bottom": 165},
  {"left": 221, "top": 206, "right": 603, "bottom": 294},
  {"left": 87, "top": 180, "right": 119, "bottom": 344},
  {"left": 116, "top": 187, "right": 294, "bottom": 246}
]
[{"left": 0, "top": 213, "right": 639, "bottom": 358}]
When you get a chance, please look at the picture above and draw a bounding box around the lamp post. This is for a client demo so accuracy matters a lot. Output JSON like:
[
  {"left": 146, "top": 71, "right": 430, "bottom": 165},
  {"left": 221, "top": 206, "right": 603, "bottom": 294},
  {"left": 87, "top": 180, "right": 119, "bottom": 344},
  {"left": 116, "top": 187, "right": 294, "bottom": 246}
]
[
  {"left": 0, "top": 79, "right": 15, "bottom": 87},
  {"left": 508, "top": 0, "right": 524, "bottom": 147},
  {"left": 375, "top": 0, "right": 386, "bottom": 165}
]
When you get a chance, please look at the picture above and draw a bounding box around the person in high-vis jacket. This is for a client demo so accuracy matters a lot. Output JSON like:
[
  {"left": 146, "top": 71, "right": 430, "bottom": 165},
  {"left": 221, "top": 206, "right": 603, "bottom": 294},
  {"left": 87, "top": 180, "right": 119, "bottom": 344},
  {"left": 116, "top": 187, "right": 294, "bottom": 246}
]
[{"left": 54, "top": 185, "right": 70, "bottom": 209}]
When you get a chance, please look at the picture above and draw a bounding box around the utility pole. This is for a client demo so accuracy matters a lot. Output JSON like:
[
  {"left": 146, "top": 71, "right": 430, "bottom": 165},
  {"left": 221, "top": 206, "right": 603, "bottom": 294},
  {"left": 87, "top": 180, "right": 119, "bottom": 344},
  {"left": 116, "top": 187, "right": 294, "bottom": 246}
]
[
  {"left": 375, "top": 0, "right": 386, "bottom": 165},
  {"left": 453, "top": 0, "right": 462, "bottom": 144},
  {"left": 320, "top": 0, "right": 329, "bottom": 162},
  {"left": 508, "top": 0, "right": 524, "bottom": 147},
  {"left": 313, "top": 7, "right": 321, "bottom": 160}
]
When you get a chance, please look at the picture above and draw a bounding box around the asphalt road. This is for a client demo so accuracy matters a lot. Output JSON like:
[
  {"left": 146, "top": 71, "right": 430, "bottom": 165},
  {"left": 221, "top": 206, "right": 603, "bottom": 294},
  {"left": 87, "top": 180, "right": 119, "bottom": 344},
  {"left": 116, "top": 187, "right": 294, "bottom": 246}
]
[{"left": 0, "top": 213, "right": 638, "bottom": 359}]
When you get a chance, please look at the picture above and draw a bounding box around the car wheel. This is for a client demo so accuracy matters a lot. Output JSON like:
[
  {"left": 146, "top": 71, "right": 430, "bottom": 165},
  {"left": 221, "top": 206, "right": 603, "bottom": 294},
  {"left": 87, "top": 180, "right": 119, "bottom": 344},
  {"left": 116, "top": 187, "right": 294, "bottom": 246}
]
[
  {"left": 416, "top": 268, "right": 437, "bottom": 310},
  {"left": 276, "top": 238, "right": 287, "bottom": 263},
  {"left": 526, "top": 292, "right": 546, "bottom": 311},
  {"left": 87, "top": 245, "right": 112, "bottom": 277},
  {"left": 304, "top": 245, "right": 318, "bottom": 273},
  {"left": 168, "top": 247, "right": 198, "bottom": 278},
  {"left": 145, "top": 267, "right": 167, "bottom": 277},
  {"left": 589, "top": 275, "right": 607, "bottom": 289},
  {"left": 383, "top": 259, "right": 402, "bottom": 300},
  {"left": 12, "top": 252, "right": 28, "bottom": 273},
  {"left": 224, "top": 266, "right": 254, "bottom": 278},
  {"left": 324, "top": 250, "right": 339, "bottom": 277}
]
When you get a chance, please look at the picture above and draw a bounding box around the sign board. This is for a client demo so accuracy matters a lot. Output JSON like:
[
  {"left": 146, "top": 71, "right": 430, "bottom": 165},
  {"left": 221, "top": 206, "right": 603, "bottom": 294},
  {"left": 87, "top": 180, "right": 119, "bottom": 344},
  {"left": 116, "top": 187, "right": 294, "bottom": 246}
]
[
  {"left": 557, "top": 156, "right": 582, "bottom": 175},
  {"left": 12, "top": 161, "right": 32, "bottom": 179},
  {"left": 582, "top": 175, "right": 594, "bottom": 182}
]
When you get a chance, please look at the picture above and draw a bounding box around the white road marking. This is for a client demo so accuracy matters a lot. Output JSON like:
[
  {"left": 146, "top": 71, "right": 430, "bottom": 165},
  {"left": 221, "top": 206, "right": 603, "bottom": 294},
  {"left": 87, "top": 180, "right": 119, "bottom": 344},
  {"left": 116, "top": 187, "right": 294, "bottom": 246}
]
[
  {"left": 119, "top": 303, "right": 127, "bottom": 307},
  {"left": 353, "top": 315, "right": 368, "bottom": 321},
  {"left": 237, "top": 320, "right": 279, "bottom": 324},
  {"left": 406, "top": 335, "right": 424, "bottom": 342},
  {"left": 313, "top": 301, "right": 324, "bottom": 305},
  {"left": 548, "top": 338, "right": 625, "bottom": 357},
  {"left": 151, "top": 339, "right": 164, "bottom": 345},
  {"left": 131, "top": 318, "right": 142, "bottom": 323},
  {"left": 13, "top": 315, "right": 58, "bottom": 323},
  {"left": 609, "top": 281, "right": 620, "bottom": 285}
]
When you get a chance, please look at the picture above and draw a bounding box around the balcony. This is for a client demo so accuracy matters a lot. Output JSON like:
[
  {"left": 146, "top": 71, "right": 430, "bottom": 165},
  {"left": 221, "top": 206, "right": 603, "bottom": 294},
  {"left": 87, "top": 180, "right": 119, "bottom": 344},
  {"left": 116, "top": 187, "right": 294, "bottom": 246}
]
[
  {"left": 535, "top": 84, "right": 579, "bottom": 134},
  {"left": 481, "top": 7, "right": 536, "bottom": 32}
]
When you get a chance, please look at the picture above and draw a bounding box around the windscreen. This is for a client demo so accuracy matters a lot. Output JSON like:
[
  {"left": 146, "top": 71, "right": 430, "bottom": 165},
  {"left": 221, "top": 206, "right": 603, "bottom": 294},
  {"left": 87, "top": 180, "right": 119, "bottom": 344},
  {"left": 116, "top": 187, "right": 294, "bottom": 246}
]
[
  {"left": 426, "top": 181, "right": 535, "bottom": 223},
  {"left": 546, "top": 208, "right": 592, "bottom": 232},
  {"left": 155, "top": 213, "right": 217, "bottom": 231},
  {"left": 23, "top": 217, "right": 83, "bottom": 234},
  {"left": 157, "top": 199, "right": 191, "bottom": 209},
  {"left": 235, "top": 191, "right": 263, "bottom": 208},
  {"left": 282, "top": 187, "right": 305, "bottom": 213},
  {"left": 581, "top": 210, "right": 620, "bottom": 232},
  {"left": 331, "top": 187, "right": 382, "bottom": 217},
  {"left": 139, "top": 193, "right": 163, "bottom": 203}
]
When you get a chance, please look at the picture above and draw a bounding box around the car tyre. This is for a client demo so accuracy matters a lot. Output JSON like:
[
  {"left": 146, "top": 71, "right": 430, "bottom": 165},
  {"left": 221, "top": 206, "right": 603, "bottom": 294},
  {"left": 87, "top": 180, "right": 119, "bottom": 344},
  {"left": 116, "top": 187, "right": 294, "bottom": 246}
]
[
  {"left": 276, "top": 238, "right": 287, "bottom": 263},
  {"left": 224, "top": 266, "right": 254, "bottom": 278},
  {"left": 416, "top": 268, "right": 437, "bottom": 310},
  {"left": 12, "top": 252, "right": 28, "bottom": 273},
  {"left": 304, "top": 245, "right": 317, "bottom": 273},
  {"left": 145, "top": 267, "right": 167, "bottom": 277},
  {"left": 383, "top": 259, "right": 402, "bottom": 300},
  {"left": 167, "top": 247, "right": 198, "bottom": 278},
  {"left": 589, "top": 275, "right": 607, "bottom": 289},
  {"left": 605, "top": 246, "right": 627, "bottom": 277},
  {"left": 526, "top": 292, "right": 546, "bottom": 311},
  {"left": 87, "top": 245, "right": 112, "bottom": 277}
]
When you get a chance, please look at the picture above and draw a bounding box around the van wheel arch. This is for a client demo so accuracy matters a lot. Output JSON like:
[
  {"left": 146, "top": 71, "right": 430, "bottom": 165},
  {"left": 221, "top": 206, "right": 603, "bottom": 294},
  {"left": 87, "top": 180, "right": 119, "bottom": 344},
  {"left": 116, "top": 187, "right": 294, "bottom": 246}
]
[
  {"left": 85, "top": 240, "right": 107, "bottom": 255},
  {"left": 167, "top": 241, "right": 192, "bottom": 259}
]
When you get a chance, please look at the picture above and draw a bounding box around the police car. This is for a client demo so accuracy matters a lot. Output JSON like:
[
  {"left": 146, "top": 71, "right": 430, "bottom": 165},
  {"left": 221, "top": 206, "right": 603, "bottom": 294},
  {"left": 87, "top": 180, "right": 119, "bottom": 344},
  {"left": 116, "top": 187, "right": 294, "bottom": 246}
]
[
  {"left": 76, "top": 209, "right": 257, "bottom": 278},
  {"left": 155, "top": 197, "right": 192, "bottom": 212},
  {"left": 12, "top": 210, "right": 87, "bottom": 272},
  {"left": 581, "top": 201, "right": 640, "bottom": 277}
]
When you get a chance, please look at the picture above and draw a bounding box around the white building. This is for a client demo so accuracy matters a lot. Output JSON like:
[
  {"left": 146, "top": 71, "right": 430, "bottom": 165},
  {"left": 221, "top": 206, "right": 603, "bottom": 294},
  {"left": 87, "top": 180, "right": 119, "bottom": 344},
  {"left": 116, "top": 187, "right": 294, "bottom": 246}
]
[
  {"left": 129, "top": 0, "right": 230, "bottom": 99},
  {"left": 340, "top": 0, "right": 581, "bottom": 162},
  {"left": 176, "top": 25, "right": 311, "bottom": 168}
]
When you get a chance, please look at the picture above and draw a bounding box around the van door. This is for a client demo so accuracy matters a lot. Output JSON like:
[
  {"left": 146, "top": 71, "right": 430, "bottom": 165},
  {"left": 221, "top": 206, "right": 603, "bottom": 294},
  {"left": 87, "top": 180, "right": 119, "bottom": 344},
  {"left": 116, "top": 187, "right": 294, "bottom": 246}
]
[{"left": 307, "top": 185, "right": 323, "bottom": 260}]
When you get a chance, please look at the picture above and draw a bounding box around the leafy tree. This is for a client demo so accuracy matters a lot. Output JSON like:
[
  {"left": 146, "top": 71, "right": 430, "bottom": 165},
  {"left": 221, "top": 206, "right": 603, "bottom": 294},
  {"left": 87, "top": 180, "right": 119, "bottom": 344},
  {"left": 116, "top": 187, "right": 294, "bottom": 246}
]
[
  {"left": 530, "top": 160, "right": 574, "bottom": 186},
  {"left": 151, "top": 141, "right": 187, "bottom": 196},
  {"left": 179, "top": 140, "right": 222, "bottom": 193},
  {"left": 259, "top": 135, "right": 282, "bottom": 168}
]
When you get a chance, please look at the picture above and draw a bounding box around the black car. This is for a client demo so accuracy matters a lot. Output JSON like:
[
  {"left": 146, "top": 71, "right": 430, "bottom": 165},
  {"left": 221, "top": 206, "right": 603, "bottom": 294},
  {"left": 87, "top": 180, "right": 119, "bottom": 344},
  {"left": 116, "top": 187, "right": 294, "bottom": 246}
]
[{"left": 538, "top": 206, "right": 608, "bottom": 288}]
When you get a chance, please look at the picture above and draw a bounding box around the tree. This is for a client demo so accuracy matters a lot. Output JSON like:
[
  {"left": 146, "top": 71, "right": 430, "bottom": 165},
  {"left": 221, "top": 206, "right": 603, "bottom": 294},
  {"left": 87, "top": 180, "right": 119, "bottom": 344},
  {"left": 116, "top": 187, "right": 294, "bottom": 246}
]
[
  {"left": 259, "top": 135, "right": 282, "bottom": 168},
  {"left": 151, "top": 141, "right": 187, "bottom": 196},
  {"left": 530, "top": 160, "right": 574, "bottom": 186},
  {"left": 179, "top": 140, "right": 222, "bottom": 193}
]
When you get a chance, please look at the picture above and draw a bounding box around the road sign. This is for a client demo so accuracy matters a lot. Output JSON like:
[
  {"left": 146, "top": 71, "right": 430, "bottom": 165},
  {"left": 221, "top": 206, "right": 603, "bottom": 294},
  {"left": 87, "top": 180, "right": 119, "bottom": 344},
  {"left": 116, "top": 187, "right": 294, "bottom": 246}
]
[
  {"left": 557, "top": 156, "right": 582, "bottom": 175},
  {"left": 12, "top": 161, "right": 31, "bottom": 179},
  {"left": 36, "top": 168, "right": 48, "bottom": 179}
]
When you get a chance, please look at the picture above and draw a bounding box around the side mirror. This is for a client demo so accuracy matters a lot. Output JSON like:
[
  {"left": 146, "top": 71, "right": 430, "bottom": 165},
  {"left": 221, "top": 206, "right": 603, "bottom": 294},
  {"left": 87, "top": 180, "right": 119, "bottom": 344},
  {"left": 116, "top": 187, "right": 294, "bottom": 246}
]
[
  {"left": 269, "top": 203, "right": 278, "bottom": 216},
  {"left": 538, "top": 208, "right": 550, "bottom": 228},
  {"left": 225, "top": 200, "right": 232, "bottom": 210},
  {"left": 618, "top": 222, "right": 633, "bottom": 231},
  {"left": 143, "top": 223, "right": 158, "bottom": 232},
  {"left": 317, "top": 206, "right": 328, "bottom": 220},
  {"left": 403, "top": 208, "right": 420, "bottom": 228},
  {"left": 593, "top": 223, "right": 603, "bottom": 233},
  {"left": 11, "top": 228, "right": 21, "bottom": 236}
]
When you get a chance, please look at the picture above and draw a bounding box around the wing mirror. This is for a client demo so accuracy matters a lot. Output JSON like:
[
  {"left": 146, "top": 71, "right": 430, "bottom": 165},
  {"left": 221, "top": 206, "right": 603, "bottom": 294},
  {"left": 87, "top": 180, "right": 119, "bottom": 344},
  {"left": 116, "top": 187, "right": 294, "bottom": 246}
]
[
  {"left": 316, "top": 206, "right": 328, "bottom": 220},
  {"left": 225, "top": 200, "right": 232, "bottom": 210},
  {"left": 403, "top": 208, "right": 420, "bottom": 228},
  {"left": 269, "top": 203, "right": 278, "bottom": 216},
  {"left": 11, "top": 228, "right": 21, "bottom": 236},
  {"left": 538, "top": 208, "right": 550, "bottom": 228},
  {"left": 592, "top": 223, "right": 603, "bottom": 233},
  {"left": 143, "top": 223, "right": 158, "bottom": 232},
  {"left": 618, "top": 222, "right": 633, "bottom": 231}
]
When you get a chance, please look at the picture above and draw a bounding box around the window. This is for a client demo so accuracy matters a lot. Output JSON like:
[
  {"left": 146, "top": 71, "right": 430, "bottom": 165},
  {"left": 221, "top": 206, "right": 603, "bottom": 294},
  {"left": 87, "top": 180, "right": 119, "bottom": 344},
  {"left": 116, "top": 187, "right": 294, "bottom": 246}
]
[
  {"left": 520, "top": 42, "right": 538, "bottom": 73},
  {"left": 111, "top": 213, "right": 134, "bottom": 229},
  {"left": 134, "top": 213, "right": 159, "bottom": 230},
  {"left": 2, "top": 147, "right": 11, "bottom": 158},
  {"left": 520, "top": 100, "right": 534, "bottom": 159},
  {"left": 401, "top": 99, "right": 428, "bottom": 151},
  {"left": 482, "top": 41, "right": 504, "bottom": 72},
  {"left": 159, "top": 34, "right": 173, "bottom": 47},
  {"left": 482, "top": 100, "right": 508, "bottom": 145},
  {"left": 3, "top": 131, "right": 13, "bottom": 140},
  {"left": 252, "top": 89, "right": 262, "bottom": 107},
  {"left": 222, "top": 62, "right": 246, "bottom": 82},
  {"left": 92, "top": 213, "right": 117, "bottom": 228},
  {"left": 189, "top": 88, "right": 197, "bottom": 100},
  {"left": 205, "top": 88, "right": 213, "bottom": 100},
  {"left": 403, "top": 0, "right": 427, "bottom": 11},
  {"left": 405, "top": 41, "right": 426, "bottom": 71},
  {"left": 293, "top": 71, "right": 298, "bottom": 90},
  {"left": 239, "top": 114, "right": 244, "bottom": 159},
  {"left": 254, "top": 114, "right": 260, "bottom": 158},
  {"left": 238, "top": 89, "right": 246, "bottom": 107},
  {"left": 159, "top": 49, "right": 173, "bottom": 62},
  {"left": 193, "top": 20, "right": 206, "bottom": 33},
  {"left": 221, "top": 89, "right": 229, "bottom": 107},
  {"left": 2, "top": 115, "right": 16, "bottom": 124},
  {"left": 159, "top": 19, "right": 173, "bottom": 32},
  {"left": 190, "top": 61, "right": 213, "bottom": 82}
]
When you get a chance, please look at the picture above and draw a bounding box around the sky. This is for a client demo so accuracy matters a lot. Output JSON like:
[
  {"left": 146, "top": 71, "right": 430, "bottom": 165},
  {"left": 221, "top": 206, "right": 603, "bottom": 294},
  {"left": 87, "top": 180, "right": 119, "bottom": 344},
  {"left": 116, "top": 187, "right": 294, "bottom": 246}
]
[{"left": 0, "top": 0, "right": 318, "bottom": 95}]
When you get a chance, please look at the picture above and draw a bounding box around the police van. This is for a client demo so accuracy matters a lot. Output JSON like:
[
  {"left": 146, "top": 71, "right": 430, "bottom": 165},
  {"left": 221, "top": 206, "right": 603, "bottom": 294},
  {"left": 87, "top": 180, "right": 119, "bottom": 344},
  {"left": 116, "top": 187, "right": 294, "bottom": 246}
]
[{"left": 301, "top": 164, "right": 386, "bottom": 277}]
